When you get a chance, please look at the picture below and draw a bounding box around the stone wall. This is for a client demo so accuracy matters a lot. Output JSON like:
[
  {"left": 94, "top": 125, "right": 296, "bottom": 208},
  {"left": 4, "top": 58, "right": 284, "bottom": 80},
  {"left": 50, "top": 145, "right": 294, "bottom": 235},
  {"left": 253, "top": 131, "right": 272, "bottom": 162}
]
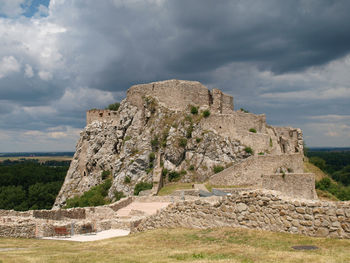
[
  {"left": 261, "top": 173, "right": 317, "bottom": 200},
  {"left": 134, "top": 190, "right": 350, "bottom": 239},
  {"left": 86, "top": 109, "right": 119, "bottom": 125},
  {"left": 33, "top": 208, "right": 86, "bottom": 220},
  {"left": 200, "top": 112, "right": 302, "bottom": 155},
  {"left": 0, "top": 223, "right": 36, "bottom": 238},
  {"left": 209, "top": 153, "right": 304, "bottom": 189},
  {"left": 127, "top": 79, "right": 233, "bottom": 113}
]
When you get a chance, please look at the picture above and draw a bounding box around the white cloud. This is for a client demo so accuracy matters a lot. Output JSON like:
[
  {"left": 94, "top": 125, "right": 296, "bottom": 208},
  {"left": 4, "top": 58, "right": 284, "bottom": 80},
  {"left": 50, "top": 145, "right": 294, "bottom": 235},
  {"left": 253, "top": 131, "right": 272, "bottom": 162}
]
[
  {"left": 0, "top": 0, "right": 26, "bottom": 18},
  {"left": 0, "top": 56, "right": 21, "bottom": 78},
  {"left": 24, "top": 64, "right": 34, "bottom": 78},
  {"left": 38, "top": 71, "right": 53, "bottom": 81}
]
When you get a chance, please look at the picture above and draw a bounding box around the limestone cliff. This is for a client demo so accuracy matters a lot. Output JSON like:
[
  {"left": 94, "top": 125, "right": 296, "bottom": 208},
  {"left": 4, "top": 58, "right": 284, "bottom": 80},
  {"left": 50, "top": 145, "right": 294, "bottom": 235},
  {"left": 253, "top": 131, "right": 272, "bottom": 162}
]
[{"left": 54, "top": 79, "right": 304, "bottom": 208}]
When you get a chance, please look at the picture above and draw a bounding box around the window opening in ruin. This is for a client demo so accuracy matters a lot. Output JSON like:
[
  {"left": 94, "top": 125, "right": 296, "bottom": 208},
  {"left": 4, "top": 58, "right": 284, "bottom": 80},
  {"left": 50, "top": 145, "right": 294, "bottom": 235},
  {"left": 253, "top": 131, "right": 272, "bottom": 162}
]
[
  {"left": 99, "top": 113, "right": 103, "bottom": 117},
  {"left": 83, "top": 171, "right": 86, "bottom": 177}
]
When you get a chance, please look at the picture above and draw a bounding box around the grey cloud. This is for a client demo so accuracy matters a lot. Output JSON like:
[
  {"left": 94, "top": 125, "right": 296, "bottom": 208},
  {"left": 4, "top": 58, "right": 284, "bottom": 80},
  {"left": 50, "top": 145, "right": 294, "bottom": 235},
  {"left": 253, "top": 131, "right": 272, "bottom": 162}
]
[{"left": 1, "top": 0, "right": 350, "bottom": 150}]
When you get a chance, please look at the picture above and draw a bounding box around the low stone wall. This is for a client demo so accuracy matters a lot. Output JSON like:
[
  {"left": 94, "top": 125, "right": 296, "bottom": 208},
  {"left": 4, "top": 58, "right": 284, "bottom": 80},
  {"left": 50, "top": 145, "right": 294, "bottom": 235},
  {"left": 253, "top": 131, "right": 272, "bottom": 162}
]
[
  {"left": 0, "top": 223, "right": 36, "bottom": 238},
  {"left": 33, "top": 208, "right": 86, "bottom": 220},
  {"left": 134, "top": 190, "right": 350, "bottom": 239},
  {"left": 0, "top": 197, "right": 135, "bottom": 238},
  {"left": 108, "top": 197, "right": 134, "bottom": 211},
  {"left": 171, "top": 189, "right": 200, "bottom": 197}
]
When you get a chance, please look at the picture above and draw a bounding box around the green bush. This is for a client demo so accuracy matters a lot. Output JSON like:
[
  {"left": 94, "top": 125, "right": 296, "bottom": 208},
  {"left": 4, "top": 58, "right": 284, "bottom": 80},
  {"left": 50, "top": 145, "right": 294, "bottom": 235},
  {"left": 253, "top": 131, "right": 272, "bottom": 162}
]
[
  {"left": 179, "top": 137, "right": 187, "bottom": 148},
  {"left": 196, "top": 137, "right": 201, "bottom": 143},
  {"left": 240, "top": 108, "right": 249, "bottom": 113},
  {"left": 124, "top": 176, "right": 131, "bottom": 184},
  {"left": 134, "top": 182, "right": 153, "bottom": 195},
  {"left": 258, "top": 152, "right": 264, "bottom": 155},
  {"left": 244, "top": 147, "right": 253, "bottom": 155},
  {"left": 124, "top": 136, "right": 131, "bottom": 142},
  {"left": 190, "top": 106, "right": 198, "bottom": 115},
  {"left": 168, "top": 171, "right": 181, "bottom": 182},
  {"left": 213, "top": 165, "right": 225, "bottom": 174},
  {"left": 106, "top": 102, "right": 120, "bottom": 111},
  {"left": 189, "top": 165, "right": 195, "bottom": 171},
  {"left": 249, "top": 128, "right": 257, "bottom": 133},
  {"left": 186, "top": 126, "right": 193, "bottom": 138},
  {"left": 65, "top": 178, "right": 112, "bottom": 208},
  {"left": 149, "top": 152, "right": 156, "bottom": 168},
  {"left": 114, "top": 191, "right": 125, "bottom": 201},
  {"left": 161, "top": 129, "right": 169, "bottom": 148},
  {"left": 162, "top": 168, "right": 168, "bottom": 178},
  {"left": 101, "top": 170, "right": 111, "bottom": 180},
  {"left": 151, "top": 136, "right": 159, "bottom": 150},
  {"left": 269, "top": 138, "right": 273, "bottom": 147},
  {"left": 202, "top": 110, "right": 210, "bottom": 118}
]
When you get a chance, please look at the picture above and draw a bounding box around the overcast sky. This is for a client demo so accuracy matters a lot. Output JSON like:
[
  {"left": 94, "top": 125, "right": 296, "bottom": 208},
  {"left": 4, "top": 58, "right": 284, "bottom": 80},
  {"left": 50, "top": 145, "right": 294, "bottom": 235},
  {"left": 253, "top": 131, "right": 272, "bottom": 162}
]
[{"left": 0, "top": 0, "right": 350, "bottom": 152}]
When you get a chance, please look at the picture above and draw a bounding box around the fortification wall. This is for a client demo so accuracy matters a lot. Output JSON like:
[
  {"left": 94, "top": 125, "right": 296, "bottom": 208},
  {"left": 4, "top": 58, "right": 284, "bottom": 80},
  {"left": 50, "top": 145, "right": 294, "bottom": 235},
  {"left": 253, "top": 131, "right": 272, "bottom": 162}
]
[
  {"left": 127, "top": 79, "right": 233, "bottom": 113},
  {"left": 209, "top": 153, "right": 304, "bottom": 188},
  {"left": 86, "top": 109, "right": 119, "bottom": 125},
  {"left": 261, "top": 173, "right": 317, "bottom": 199},
  {"left": 134, "top": 190, "right": 350, "bottom": 239}
]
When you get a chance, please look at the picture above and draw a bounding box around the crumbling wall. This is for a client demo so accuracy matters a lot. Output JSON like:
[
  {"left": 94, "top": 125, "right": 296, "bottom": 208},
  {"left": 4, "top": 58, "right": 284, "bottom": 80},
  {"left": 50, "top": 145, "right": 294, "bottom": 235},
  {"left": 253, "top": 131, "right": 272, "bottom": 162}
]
[
  {"left": 86, "top": 109, "right": 119, "bottom": 125},
  {"left": 209, "top": 153, "right": 304, "bottom": 188},
  {"left": 261, "top": 173, "right": 317, "bottom": 199},
  {"left": 134, "top": 190, "right": 350, "bottom": 239},
  {"left": 127, "top": 79, "right": 233, "bottom": 113}
]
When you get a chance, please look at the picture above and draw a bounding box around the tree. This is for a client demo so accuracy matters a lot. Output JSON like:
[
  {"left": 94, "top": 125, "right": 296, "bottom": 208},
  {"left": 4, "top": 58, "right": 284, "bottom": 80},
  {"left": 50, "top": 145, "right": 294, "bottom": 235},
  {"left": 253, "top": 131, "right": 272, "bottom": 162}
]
[{"left": 106, "top": 102, "right": 120, "bottom": 111}]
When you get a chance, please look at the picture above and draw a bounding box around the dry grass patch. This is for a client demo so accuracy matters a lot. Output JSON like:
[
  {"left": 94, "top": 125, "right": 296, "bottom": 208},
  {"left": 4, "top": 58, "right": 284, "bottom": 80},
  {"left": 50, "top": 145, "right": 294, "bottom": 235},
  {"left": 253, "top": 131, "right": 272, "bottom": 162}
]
[
  {"left": 1, "top": 227, "right": 349, "bottom": 263},
  {"left": 303, "top": 160, "right": 328, "bottom": 181}
]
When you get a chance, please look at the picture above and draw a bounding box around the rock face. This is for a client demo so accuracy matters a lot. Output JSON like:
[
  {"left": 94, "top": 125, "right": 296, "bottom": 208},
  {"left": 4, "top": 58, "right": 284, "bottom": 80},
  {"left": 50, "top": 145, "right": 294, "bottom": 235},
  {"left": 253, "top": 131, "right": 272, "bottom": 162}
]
[{"left": 53, "top": 79, "right": 304, "bottom": 208}]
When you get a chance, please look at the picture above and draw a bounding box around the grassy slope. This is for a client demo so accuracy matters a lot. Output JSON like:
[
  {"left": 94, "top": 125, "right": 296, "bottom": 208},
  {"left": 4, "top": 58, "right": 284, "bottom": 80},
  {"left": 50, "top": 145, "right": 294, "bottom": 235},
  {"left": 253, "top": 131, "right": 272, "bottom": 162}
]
[
  {"left": 0, "top": 228, "right": 349, "bottom": 263},
  {"left": 304, "top": 160, "right": 339, "bottom": 201}
]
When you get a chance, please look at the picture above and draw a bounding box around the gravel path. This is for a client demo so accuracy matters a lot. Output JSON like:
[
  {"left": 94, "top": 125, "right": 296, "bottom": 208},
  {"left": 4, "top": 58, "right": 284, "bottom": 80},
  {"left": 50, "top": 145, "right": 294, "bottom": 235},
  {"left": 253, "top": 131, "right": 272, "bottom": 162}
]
[{"left": 42, "top": 229, "right": 130, "bottom": 242}]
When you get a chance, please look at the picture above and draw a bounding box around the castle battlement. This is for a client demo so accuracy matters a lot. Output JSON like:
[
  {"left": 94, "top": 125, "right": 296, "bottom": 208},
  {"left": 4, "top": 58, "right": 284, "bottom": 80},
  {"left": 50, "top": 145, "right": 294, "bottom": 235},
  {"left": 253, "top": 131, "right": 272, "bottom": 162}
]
[{"left": 127, "top": 79, "right": 234, "bottom": 114}]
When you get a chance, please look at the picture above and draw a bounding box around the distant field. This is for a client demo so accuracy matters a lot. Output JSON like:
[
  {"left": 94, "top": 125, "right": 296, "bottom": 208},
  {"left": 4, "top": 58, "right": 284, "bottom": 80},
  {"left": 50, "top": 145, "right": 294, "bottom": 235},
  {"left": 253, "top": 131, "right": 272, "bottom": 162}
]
[
  {"left": 0, "top": 156, "right": 72, "bottom": 163},
  {"left": 0, "top": 227, "right": 349, "bottom": 263}
]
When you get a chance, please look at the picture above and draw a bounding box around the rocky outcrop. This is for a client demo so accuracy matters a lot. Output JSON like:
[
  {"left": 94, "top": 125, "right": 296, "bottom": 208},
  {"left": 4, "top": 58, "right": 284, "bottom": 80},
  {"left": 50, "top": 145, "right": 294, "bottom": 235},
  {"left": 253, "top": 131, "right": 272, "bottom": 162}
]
[{"left": 54, "top": 79, "right": 305, "bottom": 208}]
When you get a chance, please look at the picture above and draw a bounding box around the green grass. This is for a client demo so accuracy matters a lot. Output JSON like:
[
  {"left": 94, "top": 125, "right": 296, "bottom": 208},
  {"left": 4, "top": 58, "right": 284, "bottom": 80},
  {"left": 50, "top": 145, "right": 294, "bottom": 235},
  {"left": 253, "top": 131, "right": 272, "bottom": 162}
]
[
  {"left": 157, "top": 183, "right": 193, "bottom": 196},
  {"left": 0, "top": 227, "right": 349, "bottom": 262}
]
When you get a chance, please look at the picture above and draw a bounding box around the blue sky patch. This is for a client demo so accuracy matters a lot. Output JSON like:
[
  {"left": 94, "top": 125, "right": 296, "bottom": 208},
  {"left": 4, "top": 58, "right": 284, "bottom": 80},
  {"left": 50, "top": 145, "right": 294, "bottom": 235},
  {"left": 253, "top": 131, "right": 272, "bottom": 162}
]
[{"left": 23, "top": 0, "right": 50, "bottom": 17}]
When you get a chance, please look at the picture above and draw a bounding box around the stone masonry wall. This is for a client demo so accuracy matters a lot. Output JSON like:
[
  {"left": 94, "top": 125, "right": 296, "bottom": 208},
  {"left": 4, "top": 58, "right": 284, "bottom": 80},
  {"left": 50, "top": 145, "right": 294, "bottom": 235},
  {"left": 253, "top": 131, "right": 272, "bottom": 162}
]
[
  {"left": 134, "top": 190, "right": 350, "bottom": 239},
  {"left": 209, "top": 153, "right": 303, "bottom": 187},
  {"left": 127, "top": 79, "right": 233, "bottom": 113},
  {"left": 261, "top": 173, "right": 317, "bottom": 200},
  {"left": 86, "top": 109, "right": 119, "bottom": 125}
]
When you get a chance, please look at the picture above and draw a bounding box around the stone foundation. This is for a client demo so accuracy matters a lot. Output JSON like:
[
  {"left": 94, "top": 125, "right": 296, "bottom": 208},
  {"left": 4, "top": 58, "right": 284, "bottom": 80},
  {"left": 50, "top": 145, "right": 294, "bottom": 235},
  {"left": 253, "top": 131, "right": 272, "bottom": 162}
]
[{"left": 134, "top": 190, "right": 350, "bottom": 239}]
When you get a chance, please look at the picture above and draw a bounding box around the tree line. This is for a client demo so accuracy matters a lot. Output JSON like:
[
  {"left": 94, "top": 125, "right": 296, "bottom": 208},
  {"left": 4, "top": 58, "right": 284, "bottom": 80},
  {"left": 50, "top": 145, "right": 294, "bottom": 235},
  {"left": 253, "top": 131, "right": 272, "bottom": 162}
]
[
  {"left": 0, "top": 160, "right": 68, "bottom": 210},
  {"left": 307, "top": 150, "right": 350, "bottom": 200}
]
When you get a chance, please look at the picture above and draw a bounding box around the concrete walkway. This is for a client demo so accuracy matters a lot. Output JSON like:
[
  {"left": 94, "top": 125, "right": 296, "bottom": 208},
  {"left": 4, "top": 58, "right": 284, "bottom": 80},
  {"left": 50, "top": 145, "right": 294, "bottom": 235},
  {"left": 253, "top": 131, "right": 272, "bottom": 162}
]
[
  {"left": 116, "top": 201, "right": 170, "bottom": 217},
  {"left": 42, "top": 229, "right": 130, "bottom": 242}
]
